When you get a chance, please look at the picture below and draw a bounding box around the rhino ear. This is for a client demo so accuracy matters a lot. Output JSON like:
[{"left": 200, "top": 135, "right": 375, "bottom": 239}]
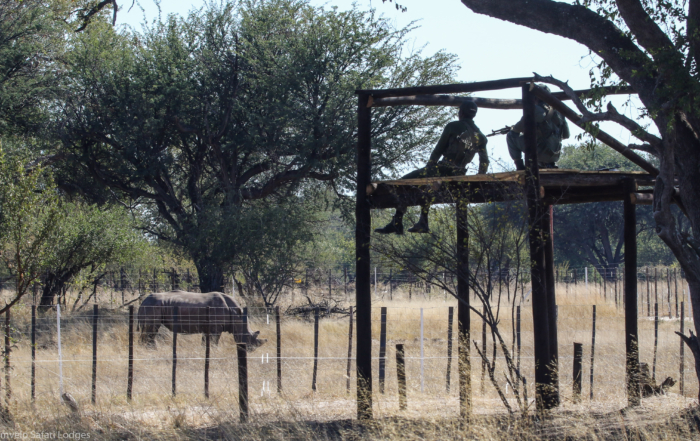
[{"left": 253, "top": 331, "right": 260, "bottom": 338}]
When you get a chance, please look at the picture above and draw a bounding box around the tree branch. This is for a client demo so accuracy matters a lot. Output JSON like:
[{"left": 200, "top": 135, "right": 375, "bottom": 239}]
[
  {"left": 614, "top": 0, "right": 674, "bottom": 56},
  {"left": 460, "top": 0, "right": 658, "bottom": 97},
  {"left": 533, "top": 73, "right": 661, "bottom": 148}
]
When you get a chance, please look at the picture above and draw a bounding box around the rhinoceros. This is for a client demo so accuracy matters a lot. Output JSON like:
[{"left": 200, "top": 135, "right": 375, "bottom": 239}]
[{"left": 137, "top": 290, "right": 266, "bottom": 351}]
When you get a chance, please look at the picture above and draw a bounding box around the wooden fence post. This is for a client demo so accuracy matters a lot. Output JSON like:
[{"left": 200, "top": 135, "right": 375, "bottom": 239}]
[
  {"left": 121, "top": 268, "right": 126, "bottom": 305},
  {"left": 237, "top": 343, "right": 248, "bottom": 423},
  {"left": 172, "top": 306, "right": 178, "bottom": 397},
  {"left": 480, "top": 315, "right": 486, "bottom": 394},
  {"left": 590, "top": 305, "right": 596, "bottom": 400},
  {"left": 379, "top": 307, "right": 387, "bottom": 393},
  {"left": 674, "top": 269, "right": 678, "bottom": 318},
  {"left": 205, "top": 306, "right": 210, "bottom": 399},
  {"left": 390, "top": 270, "right": 394, "bottom": 300},
  {"left": 127, "top": 305, "right": 134, "bottom": 402},
  {"left": 623, "top": 180, "right": 640, "bottom": 407},
  {"left": 653, "top": 303, "right": 658, "bottom": 381},
  {"left": 680, "top": 301, "right": 685, "bottom": 396},
  {"left": 4, "top": 309, "right": 9, "bottom": 405},
  {"left": 667, "top": 268, "right": 672, "bottom": 319},
  {"left": 312, "top": 307, "right": 319, "bottom": 391},
  {"left": 573, "top": 343, "right": 582, "bottom": 403},
  {"left": 516, "top": 305, "right": 521, "bottom": 387},
  {"left": 446, "top": 306, "right": 454, "bottom": 393},
  {"left": 92, "top": 305, "right": 98, "bottom": 404},
  {"left": 646, "top": 267, "right": 650, "bottom": 316},
  {"left": 396, "top": 344, "right": 406, "bottom": 410},
  {"left": 31, "top": 305, "right": 36, "bottom": 402},
  {"left": 276, "top": 306, "right": 282, "bottom": 393},
  {"left": 346, "top": 306, "right": 353, "bottom": 393}
]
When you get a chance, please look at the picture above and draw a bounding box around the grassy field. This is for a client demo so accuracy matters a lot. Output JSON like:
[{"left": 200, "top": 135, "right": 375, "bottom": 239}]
[{"left": 0, "top": 282, "right": 696, "bottom": 439}]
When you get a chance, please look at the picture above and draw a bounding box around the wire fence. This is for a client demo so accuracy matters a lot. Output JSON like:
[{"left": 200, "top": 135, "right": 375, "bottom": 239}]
[{"left": 0, "top": 284, "right": 694, "bottom": 421}]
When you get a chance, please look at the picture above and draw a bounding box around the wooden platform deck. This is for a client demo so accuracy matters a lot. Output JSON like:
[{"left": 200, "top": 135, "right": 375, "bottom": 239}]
[{"left": 366, "top": 169, "right": 654, "bottom": 208}]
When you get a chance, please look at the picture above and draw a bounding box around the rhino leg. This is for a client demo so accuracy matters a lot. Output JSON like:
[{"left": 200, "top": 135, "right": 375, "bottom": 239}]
[
  {"left": 201, "top": 333, "right": 222, "bottom": 346},
  {"left": 140, "top": 324, "right": 160, "bottom": 349}
]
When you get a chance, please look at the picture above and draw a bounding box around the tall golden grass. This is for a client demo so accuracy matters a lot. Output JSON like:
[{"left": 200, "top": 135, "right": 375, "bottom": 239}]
[{"left": 0, "top": 282, "right": 695, "bottom": 440}]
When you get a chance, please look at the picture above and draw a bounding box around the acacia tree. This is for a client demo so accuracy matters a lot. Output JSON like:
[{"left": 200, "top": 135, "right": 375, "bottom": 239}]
[
  {"left": 38, "top": 202, "right": 143, "bottom": 309},
  {"left": 59, "top": 0, "right": 457, "bottom": 292},
  {"left": 554, "top": 144, "right": 672, "bottom": 276},
  {"left": 460, "top": 0, "right": 700, "bottom": 400},
  {"left": 0, "top": 149, "right": 60, "bottom": 314}
]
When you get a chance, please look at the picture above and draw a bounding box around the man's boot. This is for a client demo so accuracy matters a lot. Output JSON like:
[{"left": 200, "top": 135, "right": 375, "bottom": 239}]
[
  {"left": 514, "top": 159, "right": 526, "bottom": 171},
  {"left": 408, "top": 212, "right": 430, "bottom": 233},
  {"left": 375, "top": 213, "right": 404, "bottom": 235}
]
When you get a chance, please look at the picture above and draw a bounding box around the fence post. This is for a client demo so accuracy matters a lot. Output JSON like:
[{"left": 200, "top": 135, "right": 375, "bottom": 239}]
[
  {"left": 590, "top": 305, "right": 596, "bottom": 400},
  {"left": 667, "top": 268, "right": 672, "bottom": 319},
  {"left": 57, "top": 305, "right": 63, "bottom": 399},
  {"left": 573, "top": 343, "right": 582, "bottom": 403},
  {"left": 680, "top": 301, "right": 685, "bottom": 396},
  {"left": 603, "top": 269, "right": 607, "bottom": 300},
  {"left": 127, "top": 305, "right": 134, "bottom": 402},
  {"left": 374, "top": 267, "right": 377, "bottom": 298},
  {"left": 446, "top": 306, "right": 454, "bottom": 393},
  {"left": 312, "top": 307, "right": 319, "bottom": 391},
  {"left": 92, "top": 305, "right": 98, "bottom": 404},
  {"left": 121, "top": 268, "right": 126, "bottom": 305},
  {"left": 379, "top": 307, "right": 387, "bottom": 393},
  {"left": 389, "top": 269, "right": 393, "bottom": 301},
  {"left": 396, "top": 344, "right": 406, "bottom": 410},
  {"left": 516, "top": 305, "right": 521, "bottom": 388},
  {"left": 420, "top": 308, "right": 424, "bottom": 393},
  {"left": 674, "top": 269, "right": 678, "bottom": 318},
  {"left": 276, "top": 306, "right": 282, "bottom": 393},
  {"left": 653, "top": 302, "right": 658, "bottom": 381},
  {"left": 31, "top": 305, "right": 36, "bottom": 402},
  {"left": 480, "top": 314, "right": 486, "bottom": 394},
  {"left": 346, "top": 306, "right": 353, "bottom": 393},
  {"left": 646, "top": 267, "right": 650, "bottom": 316},
  {"left": 172, "top": 306, "right": 178, "bottom": 397},
  {"left": 654, "top": 267, "right": 658, "bottom": 304},
  {"left": 4, "top": 309, "right": 9, "bottom": 406},
  {"left": 237, "top": 343, "right": 248, "bottom": 423},
  {"left": 205, "top": 306, "right": 210, "bottom": 399}
]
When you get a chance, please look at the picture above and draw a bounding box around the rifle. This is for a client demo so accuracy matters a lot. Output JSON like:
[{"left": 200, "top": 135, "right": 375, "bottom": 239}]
[{"left": 487, "top": 126, "right": 513, "bottom": 137}]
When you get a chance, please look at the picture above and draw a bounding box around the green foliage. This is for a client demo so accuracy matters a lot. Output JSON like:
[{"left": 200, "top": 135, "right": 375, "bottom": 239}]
[
  {"left": 59, "top": 0, "right": 458, "bottom": 292},
  {"left": 0, "top": 143, "right": 61, "bottom": 310},
  {"left": 39, "top": 201, "right": 145, "bottom": 307},
  {"left": 0, "top": 0, "right": 69, "bottom": 135},
  {"left": 555, "top": 144, "right": 675, "bottom": 272}
]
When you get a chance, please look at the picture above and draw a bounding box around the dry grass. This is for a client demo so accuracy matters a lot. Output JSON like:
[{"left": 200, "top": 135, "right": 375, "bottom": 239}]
[{"left": 0, "top": 282, "right": 696, "bottom": 440}]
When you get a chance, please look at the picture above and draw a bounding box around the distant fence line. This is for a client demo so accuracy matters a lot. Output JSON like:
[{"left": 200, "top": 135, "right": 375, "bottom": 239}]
[{"left": 0, "top": 265, "right": 690, "bottom": 310}]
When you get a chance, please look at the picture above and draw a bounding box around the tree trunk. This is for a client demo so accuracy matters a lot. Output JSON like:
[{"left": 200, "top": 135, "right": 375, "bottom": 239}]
[
  {"left": 38, "top": 272, "right": 73, "bottom": 312},
  {"left": 194, "top": 258, "right": 225, "bottom": 293}
]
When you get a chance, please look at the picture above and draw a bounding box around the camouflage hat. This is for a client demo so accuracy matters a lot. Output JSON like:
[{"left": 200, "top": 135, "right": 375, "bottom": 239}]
[{"left": 460, "top": 100, "right": 478, "bottom": 119}]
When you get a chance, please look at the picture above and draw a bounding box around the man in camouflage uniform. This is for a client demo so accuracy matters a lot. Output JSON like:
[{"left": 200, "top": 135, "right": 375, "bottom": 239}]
[
  {"left": 507, "top": 86, "right": 570, "bottom": 170},
  {"left": 375, "top": 100, "right": 489, "bottom": 235}
]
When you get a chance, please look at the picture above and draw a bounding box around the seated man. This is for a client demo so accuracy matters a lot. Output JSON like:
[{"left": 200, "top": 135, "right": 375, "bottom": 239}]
[
  {"left": 375, "top": 100, "right": 488, "bottom": 235},
  {"left": 507, "top": 86, "right": 570, "bottom": 170}
]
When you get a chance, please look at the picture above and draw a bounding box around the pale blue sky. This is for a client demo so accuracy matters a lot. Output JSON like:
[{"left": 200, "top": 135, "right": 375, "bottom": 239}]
[{"left": 117, "top": 0, "right": 648, "bottom": 171}]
